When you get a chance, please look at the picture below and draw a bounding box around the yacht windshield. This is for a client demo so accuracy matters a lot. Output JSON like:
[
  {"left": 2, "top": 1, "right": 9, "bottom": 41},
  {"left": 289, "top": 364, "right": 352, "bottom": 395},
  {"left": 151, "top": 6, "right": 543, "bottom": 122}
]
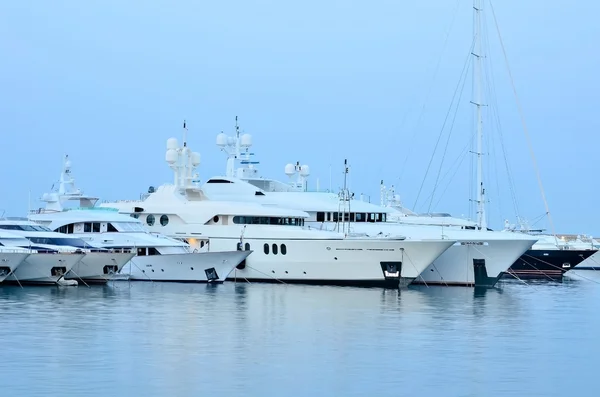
[
  {"left": 0, "top": 224, "right": 53, "bottom": 232},
  {"left": 27, "top": 237, "right": 92, "bottom": 248},
  {"left": 111, "top": 222, "right": 146, "bottom": 232}
]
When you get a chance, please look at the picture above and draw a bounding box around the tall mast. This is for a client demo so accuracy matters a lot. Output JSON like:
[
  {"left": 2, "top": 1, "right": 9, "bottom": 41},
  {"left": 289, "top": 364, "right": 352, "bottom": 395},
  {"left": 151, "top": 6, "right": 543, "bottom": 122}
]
[{"left": 472, "top": 0, "right": 486, "bottom": 230}]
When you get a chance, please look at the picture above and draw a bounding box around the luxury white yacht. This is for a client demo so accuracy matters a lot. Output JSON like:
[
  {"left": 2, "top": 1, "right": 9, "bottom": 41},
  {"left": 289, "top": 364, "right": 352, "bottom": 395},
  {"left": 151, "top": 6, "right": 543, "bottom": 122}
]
[
  {"left": 100, "top": 129, "right": 456, "bottom": 287},
  {"left": 0, "top": 219, "right": 133, "bottom": 284},
  {"left": 197, "top": 121, "right": 538, "bottom": 288},
  {"left": 27, "top": 156, "right": 251, "bottom": 283},
  {"left": 0, "top": 223, "right": 84, "bottom": 285},
  {"left": 0, "top": 233, "right": 30, "bottom": 282}
]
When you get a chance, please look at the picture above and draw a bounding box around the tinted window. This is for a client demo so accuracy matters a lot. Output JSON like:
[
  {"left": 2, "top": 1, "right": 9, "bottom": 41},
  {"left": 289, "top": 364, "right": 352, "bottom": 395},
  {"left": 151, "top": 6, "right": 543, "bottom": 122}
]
[
  {"left": 27, "top": 237, "right": 90, "bottom": 248},
  {"left": 272, "top": 243, "right": 278, "bottom": 255},
  {"left": 281, "top": 244, "right": 287, "bottom": 255},
  {"left": 263, "top": 243, "right": 269, "bottom": 254}
]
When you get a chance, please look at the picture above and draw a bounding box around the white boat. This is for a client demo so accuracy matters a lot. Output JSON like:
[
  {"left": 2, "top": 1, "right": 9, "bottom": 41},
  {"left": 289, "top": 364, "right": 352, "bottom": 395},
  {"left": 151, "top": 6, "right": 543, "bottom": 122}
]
[
  {"left": 99, "top": 128, "right": 456, "bottom": 287},
  {"left": 27, "top": 155, "right": 251, "bottom": 283},
  {"left": 0, "top": 224, "right": 84, "bottom": 285},
  {"left": 197, "top": 118, "right": 537, "bottom": 288},
  {"left": 0, "top": 219, "right": 135, "bottom": 284},
  {"left": 0, "top": 233, "right": 30, "bottom": 282}
]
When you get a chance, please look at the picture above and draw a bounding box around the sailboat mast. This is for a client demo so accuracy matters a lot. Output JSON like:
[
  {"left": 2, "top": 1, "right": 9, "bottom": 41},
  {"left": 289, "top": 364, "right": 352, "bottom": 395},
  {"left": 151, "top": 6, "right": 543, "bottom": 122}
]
[{"left": 473, "top": 0, "right": 486, "bottom": 230}]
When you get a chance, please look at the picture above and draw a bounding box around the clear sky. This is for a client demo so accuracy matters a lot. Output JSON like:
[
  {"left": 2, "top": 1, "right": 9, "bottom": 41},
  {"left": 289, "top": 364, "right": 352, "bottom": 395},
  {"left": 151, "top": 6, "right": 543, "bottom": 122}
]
[{"left": 1, "top": 0, "right": 598, "bottom": 235}]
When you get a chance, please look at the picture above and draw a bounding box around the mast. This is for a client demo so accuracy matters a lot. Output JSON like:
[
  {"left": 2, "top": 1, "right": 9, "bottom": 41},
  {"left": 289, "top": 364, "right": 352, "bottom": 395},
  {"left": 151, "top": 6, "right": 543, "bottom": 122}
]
[{"left": 472, "top": 0, "right": 487, "bottom": 230}]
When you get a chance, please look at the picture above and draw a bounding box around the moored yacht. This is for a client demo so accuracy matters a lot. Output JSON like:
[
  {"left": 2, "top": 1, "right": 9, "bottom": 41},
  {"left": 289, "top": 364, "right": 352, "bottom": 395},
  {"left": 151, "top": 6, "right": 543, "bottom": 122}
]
[
  {"left": 501, "top": 222, "right": 597, "bottom": 280},
  {"left": 0, "top": 223, "right": 84, "bottom": 285},
  {"left": 0, "top": 219, "right": 130, "bottom": 284},
  {"left": 100, "top": 129, "right": 456, "bottom": 287},
  {"left": 0, "top": 234, "right": 30, "bottom": 282},
  {"left": 28, "top": 155, "right": 251, "bottom": 283},
  {"left": 198, "top": 120, "right": 538, "bottom": 288}
]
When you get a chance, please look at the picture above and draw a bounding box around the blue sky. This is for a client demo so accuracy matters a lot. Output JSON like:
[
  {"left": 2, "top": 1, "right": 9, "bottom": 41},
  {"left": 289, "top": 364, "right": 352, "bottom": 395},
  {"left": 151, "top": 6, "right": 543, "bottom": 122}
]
[{"left": 1, "top": 0, "right": 598, "bottom": 235}]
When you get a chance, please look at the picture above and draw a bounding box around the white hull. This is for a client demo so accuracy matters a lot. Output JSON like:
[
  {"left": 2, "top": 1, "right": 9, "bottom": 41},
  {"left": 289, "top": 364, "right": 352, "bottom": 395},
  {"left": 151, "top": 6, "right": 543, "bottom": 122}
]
[
  {"left": 0, "top": 252, "right": 29, "bottom": 282},
  {"left": 65, "top": 251, "right": 136, "bottom": 284},
  {"left": 122, "top": 250, "right": 251, "bottom": 282},
  {"left": 412, "top": 238, "right": 535, "bottom": 287},
  {"left": 4, "top": 253, "right": 84, "bottom": 284},
  {"left": 207, "top": 238, "right": 454, "bottom": 286}
]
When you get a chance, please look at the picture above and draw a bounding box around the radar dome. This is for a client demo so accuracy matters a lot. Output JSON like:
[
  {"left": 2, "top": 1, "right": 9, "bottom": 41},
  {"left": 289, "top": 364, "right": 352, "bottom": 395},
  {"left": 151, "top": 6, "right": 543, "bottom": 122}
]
[
  {"left": 300, "top": 165, "right": 310, "bottom": 177},
  {"left": 284, "top": 163, "right": 295, "bottom": 176},
  {"left": 216, "top": 133, "right": 228, "bottom": 147},
  {"left": 64, "top": 160, "right": 72, "bottom": 169},
  {"left": 167, "top": 137, "right": 178, "bottom": 150},
  {"left": 166, "top": 148, "right": 177, "bottom": 164},
  {"left": 227, "top": 136, "right": 235, "bottom": 146},
  {"left": 240, "top": 133, "right": 253, "bottom": 147},
  {"left": 191, "top": 152, "right": 201, "bottom": 166},
  {"left": 41, "top": 193, "right": 50, "bottom": 201}
]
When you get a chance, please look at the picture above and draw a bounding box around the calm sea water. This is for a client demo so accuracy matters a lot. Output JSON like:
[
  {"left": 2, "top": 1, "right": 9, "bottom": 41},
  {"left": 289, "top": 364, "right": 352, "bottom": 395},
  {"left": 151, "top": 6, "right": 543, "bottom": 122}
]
[{"left": 1, "top": 274, "right": 599, "bottom": 397}]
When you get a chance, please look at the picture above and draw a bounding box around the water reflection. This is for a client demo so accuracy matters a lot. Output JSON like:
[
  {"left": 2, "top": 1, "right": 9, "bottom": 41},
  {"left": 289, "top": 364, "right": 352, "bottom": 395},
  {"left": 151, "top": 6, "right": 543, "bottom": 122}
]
[{"left": 0, "top": 280, "right": 598, "bottom": 396}]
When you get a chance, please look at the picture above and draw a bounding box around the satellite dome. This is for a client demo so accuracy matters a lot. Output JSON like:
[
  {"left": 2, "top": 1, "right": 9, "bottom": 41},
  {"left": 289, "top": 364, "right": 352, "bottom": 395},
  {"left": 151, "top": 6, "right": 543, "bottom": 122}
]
[
  {"left": 240, "top": 133, "right": 253, "bottom": 147},
  {"left": 216, "top": 133, "right": 228, "bottom": 147},
  {"left": 284, "top": 163, "right": 295, "bottom": 176},
  {"left": 166, "top": 148, "right": 177, "bottom": 164},
  {"left": 191, "top": 152, "right": 201, "bottom": 166},
  {"left": 167, "top": 137, "right": 178, "bottom": 150},
  {"left": 300, "top": 165, "right": 310, "bottom": 177}
]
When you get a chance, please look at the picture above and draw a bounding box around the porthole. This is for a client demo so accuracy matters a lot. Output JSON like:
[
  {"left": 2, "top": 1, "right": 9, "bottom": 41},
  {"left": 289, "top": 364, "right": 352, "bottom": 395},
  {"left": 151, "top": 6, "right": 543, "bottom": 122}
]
[
  {"left": 272, "top": 243, "right": 278, "bottom": 255},
  {"left": 146, "top": 214, "right": 155, "bottom": 226},
  {"left": 160, "top": 215, "right": 169, "bottom": 226},
  {"left": 281, "top": 244, "right": 287, "bottom": 255},
  {"left": 245, "top": 243, "right": 250, "bottom": 251},
  {"left": 263, "top": 243, "right": 269, "bottom": 254},
  {"left": 131, "top": 214, "right": 139, "bottom": 219},
  {"left": 213, "top": 215, "right": 220, "bottom": 223}
]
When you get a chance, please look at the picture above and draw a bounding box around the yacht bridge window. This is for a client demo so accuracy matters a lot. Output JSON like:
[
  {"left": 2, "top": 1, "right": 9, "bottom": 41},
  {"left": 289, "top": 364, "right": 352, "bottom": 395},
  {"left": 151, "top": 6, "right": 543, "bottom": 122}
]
[
  {"left": 27, "top": 236, "right": 91, "bottom": 248},
  {"left": 232, "top": 216, "right": 305, "bottom": 226},
  {"left": 316, "top": 212, "right": 386, "bottom": 223},
  {"left": 0, "top": 224, "right": 53, "bottom": 232}
]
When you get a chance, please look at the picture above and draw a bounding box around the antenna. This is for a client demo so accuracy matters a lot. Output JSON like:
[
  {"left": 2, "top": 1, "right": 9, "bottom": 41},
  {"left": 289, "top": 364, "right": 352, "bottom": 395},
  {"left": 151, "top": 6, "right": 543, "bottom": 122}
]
[
  {"left": 472, "top": 0, "right": 487, "bottom": 230},
  {"left": 183, "top": 120, "right": 188, "bottom": 147}
]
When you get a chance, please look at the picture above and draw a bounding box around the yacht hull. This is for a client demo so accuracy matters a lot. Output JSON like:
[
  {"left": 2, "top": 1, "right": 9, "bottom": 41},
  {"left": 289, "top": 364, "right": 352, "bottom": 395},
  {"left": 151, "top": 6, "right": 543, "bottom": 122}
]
[
  {"left": 4, "top": 253, "right": 84, "bottom": 285},
  {"left": 0, "top": 252, "right": 29, "bottom": 282},
  {"left": 122, "top": 250, "right": 251, "bottom": 283},
  {"left": 64, "top": 251, "right": 136, "bottom": 284},
  {"left": 210, "top": 238, "right": 454, "bottom": 287},
  {"left": 504, "top": 249, "right": 597, "bottom": 280},
  {"left": 411, "top": 238, "right": 535, "bottom": 287}
]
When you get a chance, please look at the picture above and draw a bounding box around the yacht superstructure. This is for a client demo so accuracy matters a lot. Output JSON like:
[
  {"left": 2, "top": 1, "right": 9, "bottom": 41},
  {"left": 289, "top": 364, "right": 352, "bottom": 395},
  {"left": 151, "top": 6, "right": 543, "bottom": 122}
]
[
  {"left": 100, "top": 127, "right": 455, "bottom": 287},
  {"left": 28, "top": 155, "right": 250, "bottom": 283},
  {"left": 199, "top": 120, "right": 537, "bottom": 288}
]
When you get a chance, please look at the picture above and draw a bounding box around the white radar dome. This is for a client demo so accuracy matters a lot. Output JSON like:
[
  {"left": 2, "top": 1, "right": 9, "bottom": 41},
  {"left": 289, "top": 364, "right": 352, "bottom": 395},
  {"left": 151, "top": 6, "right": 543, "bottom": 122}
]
[
  {"left": 64, "top": 160, "right": 72, "bottom": 169},
  {"left": 191, "top": 152, "right": 201, "bottom": 166},
  {"left": 394, "top": 194, "right": 401, "bottom": 201},
  {"left": 240, "top": 133, "right": 253, "bottom": 147},
  {"left": 166, "top": 149, "right": 177, "bottom": 164},
  {"left": 41, "top": 193, "right": 50, "bottom": 201},
  {"left": 227, "top": 136, "right": 235, "bottom": 146},
  {"left": 284, "top": 163, "right": 295, "bottom": 176},
  {"left": 167, "top": 137, "right": 178, "bottom": 150},
  {"left": 216, "top": 133, "right": 228, "bottom": 147},
  {"left": 300, "top": 165, "right": 310, "bottom": 177}
]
